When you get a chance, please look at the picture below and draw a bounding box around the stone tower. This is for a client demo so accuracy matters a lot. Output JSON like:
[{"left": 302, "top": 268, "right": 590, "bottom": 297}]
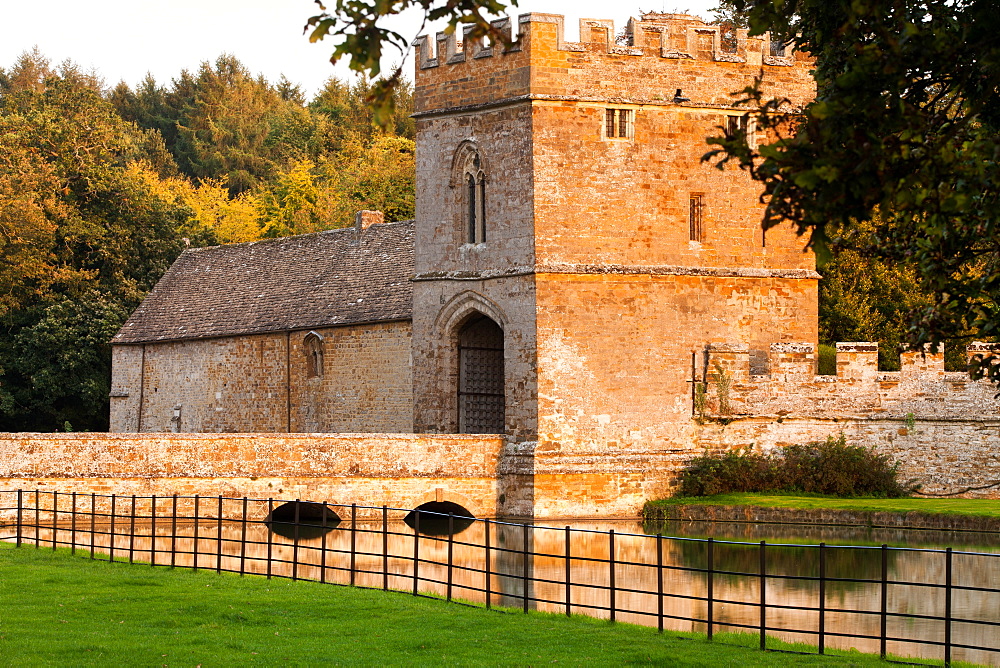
[{"left": 411, "top": 12, "right": 819, "bottom": 516}]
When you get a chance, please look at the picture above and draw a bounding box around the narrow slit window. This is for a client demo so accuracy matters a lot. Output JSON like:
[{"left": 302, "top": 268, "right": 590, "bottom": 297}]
[
  {"left": 606, "top": 109, "right": 616, "bottom": 138},
  {"left": 304, "top": 332, "right": 325, "bottom": 378},
  {"left": 467, "top": 173, "right": 477, "bottom": 244},
  {"left": 689, "top": 195, "right": 703, "bottom": 242},
  {"left": 477, "top": 177, "right": 487, "bottom": 243}
]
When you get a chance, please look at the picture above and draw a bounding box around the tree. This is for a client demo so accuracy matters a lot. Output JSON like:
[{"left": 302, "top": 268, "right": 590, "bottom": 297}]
[
  {"left": 704, "top": 0, "right": 1000, "bottom": 381},
  {"left": 305, "top": 0, "right": 516, "bottom": 124},
  {"left": 0, "top": 53, "right": 189, "bottom": 431}
]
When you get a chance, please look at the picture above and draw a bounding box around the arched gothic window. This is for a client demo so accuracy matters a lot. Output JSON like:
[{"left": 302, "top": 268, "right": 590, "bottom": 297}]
[
  {"left": 453, "top": 143, "right": 487, "bottom": 244},
  {"left": 304, "top": 331, "right": 324, "bottom": 378}
]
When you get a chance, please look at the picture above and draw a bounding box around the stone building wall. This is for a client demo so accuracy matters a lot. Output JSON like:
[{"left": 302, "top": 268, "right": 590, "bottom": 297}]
[
  {"left": 411, "top": 12, "right": 819, "bottom": 443},
  {"left": 110, "top": 321, "right": 413, "bottom": 434},
  {"left": 410, "top": 101, "right": 538, "bottom": 438}
]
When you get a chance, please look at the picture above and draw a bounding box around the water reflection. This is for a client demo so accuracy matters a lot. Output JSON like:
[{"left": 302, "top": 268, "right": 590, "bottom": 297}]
[
  {"left": 402, "top": 503, "right": 476, "bottom": 536},
  {"left": 265, "top": 501, "right": 340, "bottom": 540},
  {"left": 7, "top": 517, "right": 999, "bottom": 666}
]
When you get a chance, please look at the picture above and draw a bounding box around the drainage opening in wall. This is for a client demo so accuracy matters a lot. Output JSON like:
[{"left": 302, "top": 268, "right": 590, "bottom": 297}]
[
  {"left": 404, "top": 501, "right": 476, "bottom": 536},
  {"left": 265, "top": 501, "right": 341, "bottom": 540}
]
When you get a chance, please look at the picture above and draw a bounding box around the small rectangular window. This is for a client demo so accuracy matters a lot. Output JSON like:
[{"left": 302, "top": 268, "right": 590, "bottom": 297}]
[
  {"left": 605, "top": 108, "right": 633, "bottom": 139},
  {"left": 726, "top": 114, "right": 757, "bottom": 149},
  {"left": 726, "top": 115, "right": 746, "bottom": 136},
  {"left": 689, "top": 195, "right": 703, "bottom": 242}
]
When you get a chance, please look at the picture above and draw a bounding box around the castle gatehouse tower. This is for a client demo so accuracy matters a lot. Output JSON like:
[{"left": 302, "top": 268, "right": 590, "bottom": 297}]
[{"left": 410, "top": 12, "right": 819, "bottom": 515}]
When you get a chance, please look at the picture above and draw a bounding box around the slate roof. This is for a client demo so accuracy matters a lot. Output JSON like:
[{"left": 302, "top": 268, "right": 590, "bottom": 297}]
[{"left": 112, "top": 221, "right": 414, "bottom": 344}]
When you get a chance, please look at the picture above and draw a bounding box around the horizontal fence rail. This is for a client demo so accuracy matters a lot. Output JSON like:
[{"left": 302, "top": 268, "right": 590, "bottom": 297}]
[{"left": 2, "top": 489, "right": 998, "bottom": 667}]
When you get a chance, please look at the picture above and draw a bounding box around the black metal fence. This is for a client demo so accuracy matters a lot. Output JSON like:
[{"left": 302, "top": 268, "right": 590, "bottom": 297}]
[{"left": 2, "top": 489, "right": 998, "bottom": 667}]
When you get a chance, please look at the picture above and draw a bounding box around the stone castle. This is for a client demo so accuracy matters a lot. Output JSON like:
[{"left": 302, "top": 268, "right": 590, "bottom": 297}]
[{"left": 3, "top": 13, "right": 997, "bottom": 518}]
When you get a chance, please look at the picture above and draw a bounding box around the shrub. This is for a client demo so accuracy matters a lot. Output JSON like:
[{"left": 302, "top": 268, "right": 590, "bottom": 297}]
[{"left": 676, "top": 434, "right": 916, "bottom": 498}]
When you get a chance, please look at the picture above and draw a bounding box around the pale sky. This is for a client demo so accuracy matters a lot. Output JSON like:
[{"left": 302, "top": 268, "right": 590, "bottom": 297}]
[{"left": 0, "top": 0, "right": 719, "bottom": 98}]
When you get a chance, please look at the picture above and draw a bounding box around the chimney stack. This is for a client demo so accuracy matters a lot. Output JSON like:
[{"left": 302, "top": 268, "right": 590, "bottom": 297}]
[{"left": 355, "top": 210, "right": 385, "bottom": 232}]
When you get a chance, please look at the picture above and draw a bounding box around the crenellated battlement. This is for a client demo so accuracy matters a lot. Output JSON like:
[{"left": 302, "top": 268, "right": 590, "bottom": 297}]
[
  {"left": 413, "top": 12, "right": 800, "bottom": 69},
  {"left": 702, "top": 342, "right": 1000, "bottom": 420},
  {"left": 412, "top": 12, "right": 815, "bottom": 115}
]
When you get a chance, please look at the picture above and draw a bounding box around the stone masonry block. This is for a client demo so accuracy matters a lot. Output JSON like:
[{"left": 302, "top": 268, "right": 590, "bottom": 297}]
[
  {"left": 901, "top": 344, "right": 945, "bottom": 381},
  {"left": 708, "top": 343, "right": 750, "bottom": 383},
  {"left": 836, "top": 342, "right": 878, "bottom": 381},
  {"left": 770, "top": 342, "right": 815, "bottom": 377}
]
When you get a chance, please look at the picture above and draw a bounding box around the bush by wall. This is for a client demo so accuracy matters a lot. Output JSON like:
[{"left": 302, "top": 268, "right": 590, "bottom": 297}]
[{"left": 676, "top": 435, "right": 917, "bottom": 498}]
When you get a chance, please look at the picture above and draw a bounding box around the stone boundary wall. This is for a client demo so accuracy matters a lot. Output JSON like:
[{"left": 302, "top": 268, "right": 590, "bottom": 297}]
[
  {"left": 694, "top": 416, "right": 1000, "bottom": 499},
  {"left": 706, "top": 341, "right": 1000, "bottom": 420},
  {"left": 0, "top": 433, "right": 504, "bottom": 519},
  {"left": 644, "top": 503, "right": 1000, "bottom": 533}
]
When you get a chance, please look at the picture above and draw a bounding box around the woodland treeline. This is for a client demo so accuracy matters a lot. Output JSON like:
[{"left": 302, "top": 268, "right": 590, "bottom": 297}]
[{"left": 0, "top": 50, "right": 415, "bottom": 431}]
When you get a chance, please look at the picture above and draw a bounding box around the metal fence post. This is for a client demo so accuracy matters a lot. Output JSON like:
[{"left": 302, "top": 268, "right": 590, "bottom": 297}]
[
  {"left": 150, "top": 495, "right": 157, "bottom": 567},
  {"left": 239, "top": 497, "right": 248, "bottom": 577},
  {"left": 52, "top": 491, "right": 58, "bottom": 551},
  {"left": 413, "top": 510, "right": 420, "bottom": 596},
  {"left": 880, "top": 544, "right": 888, "bottom": 660},
  {"left": 320, "top": 501, "right": 328, "bottom": 585},
  {"left": 382, "top": 505, "right": 388, "bottom": 591},
  {"left": 484, "top": 518, "right": 492, "bottom": 610},
  {"left": 34, "top": 489, "right": 40, "bottom": 550},
  {"left": 565, "top": 526, "right": 572, "bottom": 617},
  {"left": 15, "top": 489, "right": 22, "bottom": 547},
  {"left": 759, "top": 540, "right": 767, "bottom": 651},
  {"left": 90, "top": 493, "right": 96, "bottom": 559},
  {"left": 609, "top": 529, "right": 616, "bottom": 623},
  {"left": 266, "top": 498, "right": 273, "bottom": 580},
  {"left": 819, "top": 542, "right": 826, "bottom": 655},
  {"left": 944, "top": 547, "right": 953, "bottom": 667},
  {"left": 350, "top": 503, "right": 357, "bottom": 587},
  {"left": 522, "top": 523, "right": 530, "bottom": 614},
  {"left": 656, "top": 533, "right": 664, "bottom": 633},
  {"left": 109, "top": 494, "right": 116, "bottom": 562},
  {"left": 71, "top": 491, "right": 77, "bottom": 556},
  {"left": 216, "top": 495, "right": 224, "bottom": 574},
  {"left": 128, "top": 494, "right": 136, "bottom": 564},
  {"left": 447, "top": 513, "right": 454, "bottom": 602},
  {"left": 170, "top": 494, "right": 178, "bottom": 568},
  {"left": 292, "top": 499, "right": 301, "bottom": 581},
  {"left": 707, "top": 537, "right": 714, "bottom": 641},
  {"left": 193, "top": 495, "right": 200, "bottom": 572}
]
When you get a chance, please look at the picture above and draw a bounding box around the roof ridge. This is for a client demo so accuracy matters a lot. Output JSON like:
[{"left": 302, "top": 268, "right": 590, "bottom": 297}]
[{"left": 184, "top": 219, "right": 415, "bottom": 254}]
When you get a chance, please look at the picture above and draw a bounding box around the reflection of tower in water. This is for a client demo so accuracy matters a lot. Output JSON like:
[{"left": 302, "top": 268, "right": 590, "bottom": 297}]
[{"left": 492, "top": 521, "right": 534, "bottom": 610}]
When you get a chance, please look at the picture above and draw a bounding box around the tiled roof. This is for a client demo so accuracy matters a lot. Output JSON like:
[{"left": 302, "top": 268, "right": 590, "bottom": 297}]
[{"left": 112, "top": 222, "right": 414, "bottom": 344}]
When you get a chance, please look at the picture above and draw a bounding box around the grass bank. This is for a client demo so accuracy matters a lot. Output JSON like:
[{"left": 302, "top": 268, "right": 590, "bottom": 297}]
[
  {"left": 645, "top": 493, "right": 1000, "bottom": 519},
  {"left": 0, "top": 542, "right": 906, "bottom": 666}
]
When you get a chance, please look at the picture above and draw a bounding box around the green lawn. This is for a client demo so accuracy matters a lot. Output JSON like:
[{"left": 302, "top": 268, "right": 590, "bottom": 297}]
[
  {"left": 0, "top": 543, "right": 919, "bottom": 666},
  {"left": 647, "top": 493, "right": 1000, "bottom": 518}
]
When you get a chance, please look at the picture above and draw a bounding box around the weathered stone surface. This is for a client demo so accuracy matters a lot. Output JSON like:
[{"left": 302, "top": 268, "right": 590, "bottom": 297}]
[
  {"left": 0, "top": 433, "right": 502, "bottom": 519},
  {"left": 112, "top": 323, "right": 413, "bottom": 434}
]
